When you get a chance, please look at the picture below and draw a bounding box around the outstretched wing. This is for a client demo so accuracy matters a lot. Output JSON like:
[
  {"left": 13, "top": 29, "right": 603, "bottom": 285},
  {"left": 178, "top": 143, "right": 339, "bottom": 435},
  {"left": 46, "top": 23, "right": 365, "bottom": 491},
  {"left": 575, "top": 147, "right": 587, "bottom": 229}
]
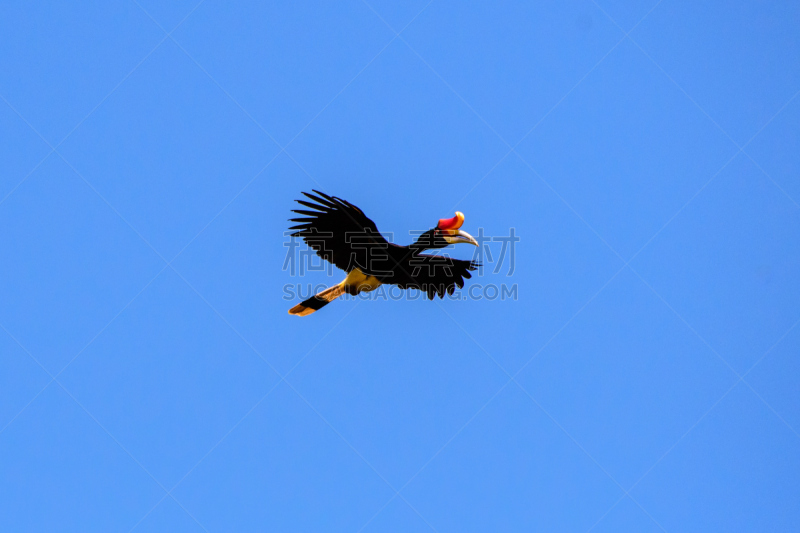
[
  {"left": 289, "top": 190, "right": 389, "bottom": 273},
  {"left": 399, "top": 254, "right": 480, "bottom": 300}
]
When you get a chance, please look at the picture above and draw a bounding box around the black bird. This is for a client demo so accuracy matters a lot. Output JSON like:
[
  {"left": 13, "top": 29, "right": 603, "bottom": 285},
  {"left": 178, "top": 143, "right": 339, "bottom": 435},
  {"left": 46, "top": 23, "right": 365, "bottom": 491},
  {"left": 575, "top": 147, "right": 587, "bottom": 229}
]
[{"left": 287, "top": 190, "right": 479, "bottom": 316}]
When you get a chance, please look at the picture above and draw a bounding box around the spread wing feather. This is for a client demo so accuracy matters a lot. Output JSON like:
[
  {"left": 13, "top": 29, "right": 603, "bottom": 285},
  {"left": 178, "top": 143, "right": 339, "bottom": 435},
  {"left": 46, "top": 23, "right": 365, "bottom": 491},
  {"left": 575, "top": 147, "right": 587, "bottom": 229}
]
[
  {"left": 396, "top": 255, "right": 480, "bottom": 300},
  {"left": 289, "top": 190, "right": 388, "bottom": 273}
]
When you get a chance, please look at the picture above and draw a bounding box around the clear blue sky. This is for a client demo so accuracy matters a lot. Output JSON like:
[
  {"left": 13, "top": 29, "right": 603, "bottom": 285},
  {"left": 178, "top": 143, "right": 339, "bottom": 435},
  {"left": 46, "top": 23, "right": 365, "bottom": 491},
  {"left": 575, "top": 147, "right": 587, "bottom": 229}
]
[{"left": 1, "top": 1, "right": 799, "bottom": 532}]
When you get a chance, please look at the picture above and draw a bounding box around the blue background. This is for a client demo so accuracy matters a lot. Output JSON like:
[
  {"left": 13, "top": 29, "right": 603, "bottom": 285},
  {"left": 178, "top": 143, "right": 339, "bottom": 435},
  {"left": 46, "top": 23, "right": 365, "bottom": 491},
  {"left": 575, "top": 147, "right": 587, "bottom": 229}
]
[{"left": 1, "top": 1, "right": 799, "bottom": 531}]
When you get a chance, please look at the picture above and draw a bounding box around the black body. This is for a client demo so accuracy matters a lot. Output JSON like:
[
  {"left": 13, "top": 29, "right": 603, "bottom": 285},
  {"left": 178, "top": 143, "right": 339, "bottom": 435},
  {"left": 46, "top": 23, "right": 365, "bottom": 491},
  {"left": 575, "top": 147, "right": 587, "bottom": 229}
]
[{"left": 289, "top": 190, "right": 479, "bottom": 300}]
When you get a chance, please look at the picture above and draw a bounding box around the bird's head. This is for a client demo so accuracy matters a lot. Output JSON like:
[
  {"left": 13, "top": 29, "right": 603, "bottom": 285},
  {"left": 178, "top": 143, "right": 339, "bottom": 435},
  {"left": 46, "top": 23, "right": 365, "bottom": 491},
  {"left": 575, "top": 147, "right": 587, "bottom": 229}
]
[{"left": 412, "top": 211, "right": 479, "bottom": 250}]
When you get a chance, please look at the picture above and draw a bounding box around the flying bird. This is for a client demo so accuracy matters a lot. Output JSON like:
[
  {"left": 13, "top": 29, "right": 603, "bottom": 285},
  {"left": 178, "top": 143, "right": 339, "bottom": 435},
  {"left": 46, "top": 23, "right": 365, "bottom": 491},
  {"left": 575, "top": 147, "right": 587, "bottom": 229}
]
[{"left": 287, "top": 190, "right": 480, "bottom": 316}]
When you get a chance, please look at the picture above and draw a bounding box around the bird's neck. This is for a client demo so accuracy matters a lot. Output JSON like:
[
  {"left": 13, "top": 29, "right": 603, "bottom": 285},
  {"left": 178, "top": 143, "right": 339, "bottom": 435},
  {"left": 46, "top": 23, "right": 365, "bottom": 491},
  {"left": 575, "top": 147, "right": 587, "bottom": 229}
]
[
  {"left": 409, "top": 240, "right": 436, "bottom": 255},
  {"left": 409, "top": 230, "right": 437, "bottom": 253}
]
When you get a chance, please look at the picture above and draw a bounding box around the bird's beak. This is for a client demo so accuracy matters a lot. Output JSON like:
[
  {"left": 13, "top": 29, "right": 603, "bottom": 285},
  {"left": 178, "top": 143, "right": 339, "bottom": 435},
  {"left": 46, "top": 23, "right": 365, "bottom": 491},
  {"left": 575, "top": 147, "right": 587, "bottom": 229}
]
[{"left": 443, "top": 229, "right": 478, "bottom": 246}]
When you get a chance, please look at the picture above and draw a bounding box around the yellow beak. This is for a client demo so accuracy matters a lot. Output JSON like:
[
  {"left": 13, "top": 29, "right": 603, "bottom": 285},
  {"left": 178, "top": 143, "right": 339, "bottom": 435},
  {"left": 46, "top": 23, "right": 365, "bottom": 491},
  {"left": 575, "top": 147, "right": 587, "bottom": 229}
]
[{"left": 443, "top": 229, "right": 478, "bottom": 246}]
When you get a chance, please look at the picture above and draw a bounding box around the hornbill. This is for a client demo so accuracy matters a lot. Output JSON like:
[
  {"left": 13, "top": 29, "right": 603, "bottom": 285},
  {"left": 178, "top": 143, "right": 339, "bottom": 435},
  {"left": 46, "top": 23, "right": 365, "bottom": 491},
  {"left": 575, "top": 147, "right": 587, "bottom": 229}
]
[{"left": 288, "top": 190, "right": 480, "bottom": 316}]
